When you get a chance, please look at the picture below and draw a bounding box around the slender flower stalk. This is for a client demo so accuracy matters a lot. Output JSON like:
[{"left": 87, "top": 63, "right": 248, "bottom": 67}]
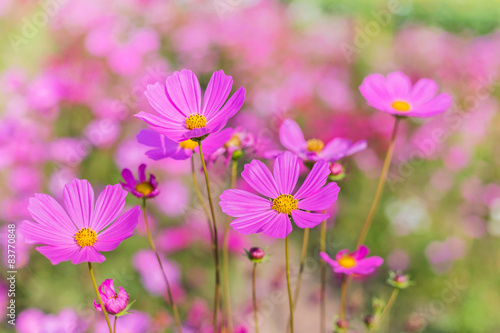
[
  {"left": 369, "top": 289, "right": 399, "bottom": 333},
  {"left": 88, "top": 262, "right": 113, "bottom": 333},
  {"left": 356, "top": 116, "right": 401, "bottom": 247},
  {"left": 222, "top": 160, "right": 238, "bottom": 332},
  {"left": 285, "top": 235, "right": 294, "bottom": 333},
  {"left": 114, "top": 316, "right": 117, "bottom": 333},
  {"left": 286, "top": 227, "right": 310, "bottom": 333},
  {"left": 252, "top": 262, "right": 259, "bottom": 333},
  {"left": 191, "top": 155, "right": 214, "bottom": 241},
  {"left": 142, "top": 199, "right": 183, "bottom": 333},
  {"left": 319, "top": 215, "right": 327, "bottom": 333},
  {"left": 339, "top": 275, "right": 351, "bottom": 320},
  {"left": 198, "top": 141, "right": 221, "bottom": 333}
]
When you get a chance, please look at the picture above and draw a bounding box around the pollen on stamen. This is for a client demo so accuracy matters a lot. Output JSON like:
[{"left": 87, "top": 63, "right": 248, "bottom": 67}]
[
  {"left": 391, "top": 100, "right": 411, "bottom": 112},
  {"left": 185, "top": 114, "right": 207, "bottom": 130},
  {"left": 179, "top": 139, "right": 198, "bottom": 150},
  {"left": 272, "top": 194, "right": 298, "bottom": 215},
  {"left": 135, "top": 182, "right": 154, "bottom": 196},
  {"left": 75, "top": 227, "right": 97, "bottom": 248},
  {"left": 338, "top": 255, "right": 356, "bottom": 268},
  {"left": 306, "top": 139, "right": 324, "bottom": 152}
]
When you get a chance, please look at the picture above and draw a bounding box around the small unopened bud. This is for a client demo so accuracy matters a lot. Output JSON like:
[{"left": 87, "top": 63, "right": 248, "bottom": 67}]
[
  {"left": 335, "top": 318, "right": 349, "bottom": 330},
  {"left": 387, "top": 271, "right": 412, "bottom": 289},
  {"left": 364, "top": 314, "right": 375, "bottom": 328},
  {"left": 232, "top": 150, "right": 243, "bottom": 161},
  {"left": 372, "top": 298, "right": 385, "bottom": 313},
  {"left": 246, "top": 247, "right": 265, "bottom": 263},
  {"left": 328, "top": 162, "right": 346, "bottom": 181}
]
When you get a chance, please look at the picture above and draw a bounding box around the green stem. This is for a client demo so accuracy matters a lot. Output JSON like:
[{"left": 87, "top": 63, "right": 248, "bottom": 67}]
[
  {"left": 191, "top": 155, "right": 214, "bottom": 241},
  {"left": 339, "top": 275, "right": 351, "bottom": 319},
  {"left": 114, "top": 316, "right": 117, "bottom": 333},
  {"left": 285, "top": 235, "right": 294, "bottom": 333},
  {"left": 142, "top": 199, "right": 183, "bottom": 333},
  {"left": 356, "top": 116, "right": 400, "bottom": 247},
  {"left": 88, "top": 262, "right": 113, "bottom": 333},
  {"left": 198, "top": 142, "right": 221, "bottom": 333},
  {"left": 252, "top": 262, "right": 259, "bottom": 333},
  {"left": 370, "top": 289, "right": 399, "bottom": 333},
  {"left": 222, "top": 160, "right": 237, "bottom": 332},
  {"left": 319, "top": 218, "right": 327, "bottom": 333}
]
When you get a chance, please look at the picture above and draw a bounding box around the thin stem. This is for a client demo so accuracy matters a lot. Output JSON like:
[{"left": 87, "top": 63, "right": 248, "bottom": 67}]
[
  {"left": 285, "top": 236, "right": 294, "bottom": 333},
  {"left": 88, "top": 262, "right": 113, "bottom": 333},
  {"left": 191, "top": 155, "right": 214, "bottom": 241},
  {"left": 286, "top": 227, "right": 310, "bottom": 332},
  {"left": 142, "top": 199, "right": 183, "bottom": 333},
  {"left": 222, "top": 160, "right": 238, "bottom": 333},
  {"left": 252, "top": 262, "right": 260, "bottom": 333},
  {"left": 357, "top": 116, "right": 401, "bottom": 247},
  {"left": 339, "top": 275, "right": 351, "bottom": 319},
  {"left": 369, "top": 289, "right": 399, "bottom": 333},
  {"left": 198, "top": 142, "right": 221, "bottom": 333},
  {"left": 319, "top": 218, "right": 327, "bottom": 333},
  {"left": 114, "top": 316, "right": 117, "bottom": 333}
]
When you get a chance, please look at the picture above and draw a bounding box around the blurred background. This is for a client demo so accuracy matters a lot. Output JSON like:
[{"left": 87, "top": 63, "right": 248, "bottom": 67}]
[{"left": 1, "top": 0, "right": 500, "bottom": 332}]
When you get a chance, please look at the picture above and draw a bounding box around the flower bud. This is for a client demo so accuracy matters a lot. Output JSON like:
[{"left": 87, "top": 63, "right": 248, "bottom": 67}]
[
  {"left": 328, "top": 162, "right": 346, "bottom": 181},
  {"left": 93, "top": 279, "right": 129, "bottom": 315},
  {"left": 232, "top": 150, "right": 243, "bottom": 161},
  {"left": 387, "top": 271, "right": 412, "bottom": 289},
  {"left": 335, "top": 318, "right": 349, "bottom": 330},
  {"left": 364, "top": 314, "right": 375, "bottom": 328},
  {"left": 246, "top": 247, "right": 265, "bottom": 263}
]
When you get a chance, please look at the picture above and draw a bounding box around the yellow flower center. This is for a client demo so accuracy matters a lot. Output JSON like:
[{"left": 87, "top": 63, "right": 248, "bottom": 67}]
[
  {"left": 338, "top": 255, "right": 356, "bottom": 268},
  {"left": 224, "top": 134, "right": 242, "bottom": 148},
  {"left": 135, "top": 181, "right": 154, "bottom": 196},
  {"left": 185, "top": 114, "right": 207, "bottom": 130},
  {"left": 306, "top": 139, "right": 324, "bottom": 152},
  {"left": 391, "top": 101, "right": 411, "bottom": 112},
  {"left": 272, "top": 194, "right": 298, "bottom": 215},
  {"left": 179, "top": 139, "right": 198, "bottom": 150},
  {"left": 75, "top": 227, "right": 97, "bottom": 248}
]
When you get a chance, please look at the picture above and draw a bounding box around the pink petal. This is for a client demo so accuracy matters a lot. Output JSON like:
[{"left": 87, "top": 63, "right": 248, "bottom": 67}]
[
  {"left": 121, "top": 168, "right": 137, "bottom": 187},
  {"left": 134, "top": 111, "right": 187, "bottom": 142},
  {"left": 91, "top": 184, "right": 128, "bottom": 233},
  {"left": 359, "top": 73, "right": 391, "bottom": 110},
  {"left": 219, "top": 189, "right": 272, "bottom": 217},
  {"left": 297, "top": 182, "right": 340, "bottom": 211},
  {"left": 27, "top": 193, "right": 77, "bottom": 236},
  {"left": 95, "top": 206, "right": 141, "bottom": 251},
  {"left": 279, "top": 119, "right": 306, "bottom": 153},
  {"left": 63, "top": 179, "right": 95, "bottom": 229},
  {"left": 230, "top": 209, "right": 277, "bottom": 235},
  {"left": 99, "top": 279, "right": 116, "bottom": 299},
  {"left": 409, "top": 78, "right": 438, "bottom": 104},
  {"left": 241, "top": 159, "right": 280, "bottom": 198},
  {"left": 202, "top": 70, "right": 233, "bottom": 119},
  {"left": 294, "top": 160, "right": 329, "bottom": 200},
  {"left": 20, "top": 220, "right": 74, "bottom": 246},
  {"left": 144, "top": 82, "right": 185, "bottom": 121},
  {"left": 353, "top": 245, "right": 369, "bottom": 259},
  {"left": 262, "top": 213, "right": 292, "bottom": 238},
  {"left": 410, "top": 93, "right": 452, "bottom": 117},
  {"left": 71, "top": 246, "right": 106, "bottom": 265},
  {"left": 335, "top": 249, "right": 350, "bottom": 261},
  {"left": 346, "top": 140, "right": 367, "bottom": 156},
  {"left": 206, "top": 87, "right": 246, "bottom": 133},
  {"left": 36, "top": 244, "right": 81, "bottom": 265},
  {"left": 195, "top": 127, "right": 234, "bottom": 156},
  {"left": 273, "top": 151, "right": 299, "bottom": 194},
  {"left": 165, "top": 69, "right": 201, "bottom": 115},
  {"left": 319, "top": 252, "right": 339, "bottom": 268},
  {"left": 385, "top": 72, "right": 412, "bottom": 98},
  {"left": 138, "top": 164, "right": 147, "bottom": 182},
  {"left": 291, "top": 210, "right": 328, "bottom": 229},
  {"left": 319, "top": 138, "right": 351, "bottom": 161}
]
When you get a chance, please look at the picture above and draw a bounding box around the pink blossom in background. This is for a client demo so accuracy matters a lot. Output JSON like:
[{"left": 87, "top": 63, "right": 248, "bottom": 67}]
[
  {"left": 17, "top": 308, "right": 89, "bottom": 333},
  {"left": 152, "top": 180, "right": 189, "bottom": 217},
  {"left": 95, "top": 311, "right": 152, "bottom": 333},
  {"left": 320, "top": 245, "right": 384, "bottom": 276}
]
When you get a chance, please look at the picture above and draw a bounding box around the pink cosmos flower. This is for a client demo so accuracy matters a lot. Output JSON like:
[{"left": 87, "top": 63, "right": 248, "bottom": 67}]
[
  {"left": 219, "top": 152, "right": 340, "bottom": 238},
  {"left": 20, "top": 179, "right": 140, "bottom": 265},
  {"left": 93, "top": 279, "right": 129, "bottom": 315},
  {"left": 137, "top": 127, "right": 233, "bottom": 160},
  {"left": 120, "top": 164, "right": 159, "bottom": 199},
  {"left": 136, "top": 69, "right": 246, "bottom": 142},
  {"left": 208, "top": 126, "right": 256, "bottom": 165},
  {"left": 267, "top": 119, "right": 366, "bottom": 162},
  {"left": 320, "top": 245, "right": 383, "bottom": 276},
  {"left": 359, "top": 72, "right": 452, "bottom": 118}
]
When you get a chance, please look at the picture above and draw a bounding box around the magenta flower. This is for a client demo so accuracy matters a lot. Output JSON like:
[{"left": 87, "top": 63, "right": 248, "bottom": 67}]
[
  {"left": 20, "top": 179, "right": 140, "bottom": 265},
  {"left": 121, "top": 164, "right": 159, "bottom": 199},
  {"left": 208, "top": 126, "right": 256, "bottom": 164},
  {"left": 359, "top": 71, "right": 452, "bottom": 118},
  {"left": 135, "top": 69, "right": 246, "bottom": 142},
  {"left": 219, "top": 152, "right": 340, "bottom": 238},
  {"left": 320, "top": 245, "right": 383, "bottom": 276},
  {"left": 137, "top": 127, "right": 233, "bottom": 161},
  {"left": 275, "top": 119, "right": 366, "bottom": 162},
  {"left": 93, "top": 279, "right": 129, "bottom": 315}
]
